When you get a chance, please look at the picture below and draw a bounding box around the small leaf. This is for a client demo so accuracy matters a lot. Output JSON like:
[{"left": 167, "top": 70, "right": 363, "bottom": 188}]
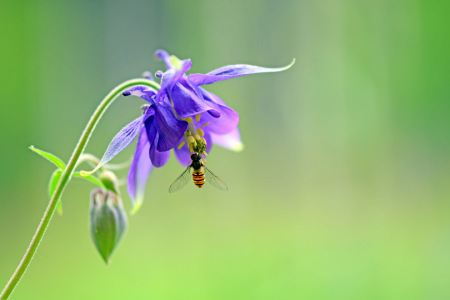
[
  {"left": 73, "top": 172, "right": 106, "bottom": 189},
  {"left": 49, "top": 169, "right": 63, "bottom": 215},
  {"left": 29, "top": 146, "right": 66, "bottom": 170}
]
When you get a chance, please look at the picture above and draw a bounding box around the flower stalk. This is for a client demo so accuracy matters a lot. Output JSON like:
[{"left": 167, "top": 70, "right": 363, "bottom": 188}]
[{"left": 0, "top": 78, "right": 160, "bottom": 300}]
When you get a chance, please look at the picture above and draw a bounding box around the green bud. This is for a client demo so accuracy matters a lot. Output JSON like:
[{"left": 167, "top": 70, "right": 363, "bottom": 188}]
[
  {"left": 99, "top": 170, "right": 119, "bottom": 195},
  {"left": 90, "top": 189, "right": 127, "bottom": 264}
]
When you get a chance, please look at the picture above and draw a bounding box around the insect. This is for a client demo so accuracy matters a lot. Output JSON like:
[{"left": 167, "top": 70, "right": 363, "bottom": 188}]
[{"left": 169, "top": 152, "right": 228, "bottom": 193}]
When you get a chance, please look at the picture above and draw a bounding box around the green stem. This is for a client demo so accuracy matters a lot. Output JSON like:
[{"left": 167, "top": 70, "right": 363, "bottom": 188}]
[{"left": 0, "top": 79, "right": 160, "bottom": 299}]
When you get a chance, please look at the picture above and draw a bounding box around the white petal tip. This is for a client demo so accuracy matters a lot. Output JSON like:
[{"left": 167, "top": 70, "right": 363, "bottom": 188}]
[
  {"left": 229, "top": 142, "right": 244, "bottom": 152},
  {"left": 130, "top": 200, "right": 143, "bottom": 215},
  {"left": 80, "top": 170, "right": 95, "bottom": 177},
  {"left": 284, "top": 58, "right": 296, "bottom": 70}
]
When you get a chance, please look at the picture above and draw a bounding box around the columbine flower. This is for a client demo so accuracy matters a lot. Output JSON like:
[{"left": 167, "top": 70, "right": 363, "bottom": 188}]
[{"left": 88, "top": 50, "right": 293, "bottom": 212}]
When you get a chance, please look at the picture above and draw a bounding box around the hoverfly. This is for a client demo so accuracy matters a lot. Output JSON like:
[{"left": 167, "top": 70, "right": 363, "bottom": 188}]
[{"left": 169, "top": 152, "right": 228, "bottom": 193}]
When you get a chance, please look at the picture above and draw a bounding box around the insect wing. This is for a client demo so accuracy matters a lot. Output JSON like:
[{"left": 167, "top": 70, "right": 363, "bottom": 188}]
[
  {"left": 169, "top": 167, "right": 191, "bottom": 193},
  {"left": 204, "top": 166, "right": 228, "bottom": 191}
]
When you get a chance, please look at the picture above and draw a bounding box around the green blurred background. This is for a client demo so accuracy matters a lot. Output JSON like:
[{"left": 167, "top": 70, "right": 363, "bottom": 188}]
[{"left": 1, "top": 0, "right": 449, "bottom": 299}]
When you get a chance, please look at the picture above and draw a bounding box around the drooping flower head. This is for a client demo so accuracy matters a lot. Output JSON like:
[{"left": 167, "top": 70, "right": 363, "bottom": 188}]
[{"left": 87, "top": 50, "right": 294, "bottom": 212}]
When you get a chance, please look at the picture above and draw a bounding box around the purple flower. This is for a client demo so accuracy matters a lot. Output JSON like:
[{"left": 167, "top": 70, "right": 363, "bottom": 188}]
[{"left": 90, "top": 50, "right": 293, "bottom": 212}]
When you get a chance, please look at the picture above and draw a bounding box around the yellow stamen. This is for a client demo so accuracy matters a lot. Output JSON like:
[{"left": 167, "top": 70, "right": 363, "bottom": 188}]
[
  {"left": 183, "top": 117, "right": 193, "bottom": 123},
  {"left": 197, "top": 128, "right": 204, "bottom": 136},
  {"left": 200, "top": 122, "right": 210, "bottom": 128},
  {"left": 191, "top": 135, "right": 207, "bottom": 154},
  {"left": 178, "top": 141, "right": 185, "bottom": 149},
  {"left": 186, "top": 135, "right": 196, "bottom": 144},
  {"left": 186, "top": 136, "right": 197, "bottom": 152},
  {"left": 195, "top": 114, "right": 201, "bottom": 123}
]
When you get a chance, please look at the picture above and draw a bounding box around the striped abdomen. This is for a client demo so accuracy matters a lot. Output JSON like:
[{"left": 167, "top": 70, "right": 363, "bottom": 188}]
[{"left": 192, "top": 169, "right": 204, "bottom": 188}]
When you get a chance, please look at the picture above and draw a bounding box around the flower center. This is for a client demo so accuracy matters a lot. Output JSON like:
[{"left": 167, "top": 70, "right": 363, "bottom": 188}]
[{"left": 178, "top": 114, "right": 209, "bottom": 154}]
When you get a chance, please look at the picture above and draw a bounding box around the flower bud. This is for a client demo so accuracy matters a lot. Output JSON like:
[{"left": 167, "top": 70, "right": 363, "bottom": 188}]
[
  {"left": 90, "top": 189, "right": 127, "bottom": 264},
  {"left": 99, "top": 170, "right": 120, "bottom": 195}
]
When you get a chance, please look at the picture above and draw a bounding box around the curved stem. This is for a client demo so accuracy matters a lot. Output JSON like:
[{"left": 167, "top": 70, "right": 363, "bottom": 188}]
[
  {"left": 77, "top": 153, "right": 101, "bottom": 168},
  {"left": 78, "top": 154, "right": 131, "bottom": 170},
  {"left": 0, "top": 79, "right": 160, "bottom": 299}
]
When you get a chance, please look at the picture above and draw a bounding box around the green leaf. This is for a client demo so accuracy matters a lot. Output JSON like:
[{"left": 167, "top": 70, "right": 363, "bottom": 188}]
[
  {"left": 73, "top": 172, "right": 107, "bottom": 190},
  {"left": 49, "top": 169, "right": 63, "bottom": 215},
  {"left": 29, "top": 146, "right": 66, "bottom": 170}
]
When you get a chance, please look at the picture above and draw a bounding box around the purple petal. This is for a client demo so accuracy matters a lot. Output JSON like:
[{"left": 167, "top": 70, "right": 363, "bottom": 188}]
[
  {"left": 158, "top": 59, "right": 192, "bottom": 98},
  {"left": 127, "top": 130, "right": 152, "bottom": 213},
  {"left": 123, "top": 85, "right": 157, "bottom": 102},
  {"left": 142, "top": 104, "right": 156, "bottom": 124},
  {"left": 152, "top": 102, "right": 188, "bottom": 152},
  {"left": 170, "top": 77, "right": 220, "bottom": 119},
  {"left": 93, "top": 116, "right": 144, "bottom": 174},
  {"left": 174, "top": 142, "right": 191, "bottom": 167},
  {"left": 188, "top": 60, "right": 295, "bottom": 86},
  {"left": 155, "top": 58, "right": 221, "bottom": 119},
  {"left": 204, "top": 131, "right": 213, "bottom": 154},
  {"left": 149, "top": 132, "right": 170, "bottom": 167},
  {"left": 155, "top": 49, "right": 173, "bottom": 69},
  {"left": 199, "top": 89, "right": 239, "bottom": 134},
  {"left": 144, "top": 107, "right": 180, "bottom": 166},
  {"left": 210, "top": 127, "right": 244, "bottom": 152},
  {"left": 142, "top": 71, "right": 154, "bottom": 81}
]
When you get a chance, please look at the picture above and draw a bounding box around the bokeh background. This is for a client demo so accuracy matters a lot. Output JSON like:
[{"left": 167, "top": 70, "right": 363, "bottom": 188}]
[{"left": 1, "top": 0, "right": 449, "bottom": 299}]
